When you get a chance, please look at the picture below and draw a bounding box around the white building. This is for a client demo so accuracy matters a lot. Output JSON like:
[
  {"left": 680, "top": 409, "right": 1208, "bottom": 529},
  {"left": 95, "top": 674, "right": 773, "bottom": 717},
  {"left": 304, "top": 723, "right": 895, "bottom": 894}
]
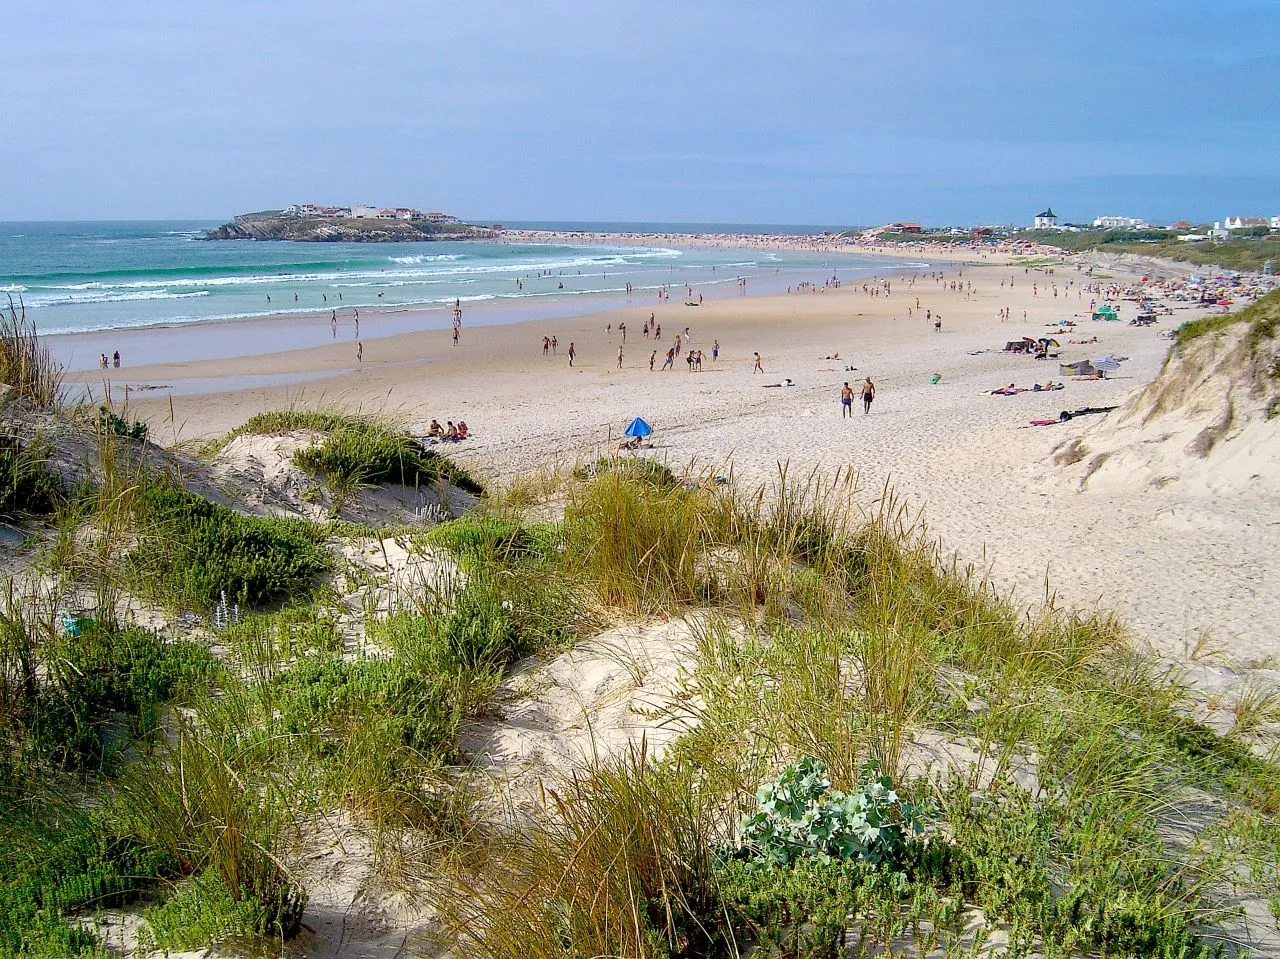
[
  {"left": 1092, "top": 215, "right": 1146, "bottom": 229},
  {"left": 1224, "top": 215, "right": 1270, "bottom": 231},
  {"left": 1034, "top": 208, "right": 1058, "bottom": 229},
  {"left": 350, "top": 204, "right": 379, "bottom": 218}
]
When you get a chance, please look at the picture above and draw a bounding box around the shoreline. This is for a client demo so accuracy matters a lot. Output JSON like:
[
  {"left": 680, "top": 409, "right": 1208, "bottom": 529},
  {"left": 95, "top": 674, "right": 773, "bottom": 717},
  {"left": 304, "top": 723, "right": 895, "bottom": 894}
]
[{"left": 54, "top": 234, "right": 941, "bottom": 379}]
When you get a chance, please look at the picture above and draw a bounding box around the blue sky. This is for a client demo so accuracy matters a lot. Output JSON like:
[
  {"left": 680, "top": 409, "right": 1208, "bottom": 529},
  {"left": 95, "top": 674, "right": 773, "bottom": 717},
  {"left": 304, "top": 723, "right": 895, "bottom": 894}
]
[{"left": 3, "top": 0, "right": 1277, "bottom": 225}]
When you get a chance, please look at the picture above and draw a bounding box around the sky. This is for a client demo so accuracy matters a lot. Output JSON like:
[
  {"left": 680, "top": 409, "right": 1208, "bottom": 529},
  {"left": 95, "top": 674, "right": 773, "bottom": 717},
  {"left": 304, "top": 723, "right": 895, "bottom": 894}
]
[{"left": 3, "top": 0, "right": 1278, "bottom": 226}]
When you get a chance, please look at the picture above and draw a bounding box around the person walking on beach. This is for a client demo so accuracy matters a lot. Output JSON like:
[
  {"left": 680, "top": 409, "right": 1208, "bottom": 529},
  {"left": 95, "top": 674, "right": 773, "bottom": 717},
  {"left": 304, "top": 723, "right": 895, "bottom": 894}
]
[
  {"left": 934, "top": 315, "right": 942, "bottom": 334},
  {"left": 649, "top": 350, "right": 656, "bottom": 371},
  {"left": 357, "top": 341, "right": 363, "bottom": 363},
  {"left": 551, "top": 336, "right": 558, "bottom": 354},
  {"left": 662, "top": 347, "right": 674, "bottom": 370},
  {"left": 861, "top": 377, "right": 876, "bottom": 414},
  {"left": 841, "top": 382, "right": 854, "bottom": 418},
  {"left": 452, "top": 327, "right": 459, "bottom": 347},
  {"left": 712, "top": 340, "right": 719, "bottom": 362},
  {"left": 617, "top": 346, "right": 624, "bottom": 368},
  {"left": 112, "top": 351, "right": 121, "bottom": 368},
  {"left": 568, "top": 342, "right": 576, "bottom": 367},
  {"left": 542, "top": 336, "right": 550, "bottom": 355},
  {"left": 753, "top": 351, "right": 763, "bottom": 373}
]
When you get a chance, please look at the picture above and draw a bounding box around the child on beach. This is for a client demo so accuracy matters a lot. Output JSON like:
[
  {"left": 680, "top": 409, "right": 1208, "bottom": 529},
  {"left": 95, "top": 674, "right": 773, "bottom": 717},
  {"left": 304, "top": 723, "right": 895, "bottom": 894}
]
[{"left": 753, "top": 352, "right": 763, "bottom": 373}]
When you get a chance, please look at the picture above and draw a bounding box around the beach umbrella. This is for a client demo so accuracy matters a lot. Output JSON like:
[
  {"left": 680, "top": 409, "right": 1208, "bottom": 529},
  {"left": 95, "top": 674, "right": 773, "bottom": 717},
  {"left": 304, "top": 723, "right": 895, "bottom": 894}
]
[
  {"left": 1093, "top": 356, "right": 1121, "bottom": 372},
  {"left": 624, "top": 417, "right": 653, "bottom": 438}
]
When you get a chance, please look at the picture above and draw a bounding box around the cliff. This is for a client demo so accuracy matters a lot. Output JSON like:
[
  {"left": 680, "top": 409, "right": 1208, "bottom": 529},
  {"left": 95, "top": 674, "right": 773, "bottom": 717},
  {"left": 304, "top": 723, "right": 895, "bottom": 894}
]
[{"left": 204, "top": 216, "right": 493, "bottom": 242}]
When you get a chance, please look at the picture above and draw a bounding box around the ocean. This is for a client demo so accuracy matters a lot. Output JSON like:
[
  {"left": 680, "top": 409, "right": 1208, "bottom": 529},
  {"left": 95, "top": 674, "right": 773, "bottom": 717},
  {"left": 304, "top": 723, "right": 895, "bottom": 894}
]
[{"left": 0, "top": 220, "right": 911, "bottom": 341}]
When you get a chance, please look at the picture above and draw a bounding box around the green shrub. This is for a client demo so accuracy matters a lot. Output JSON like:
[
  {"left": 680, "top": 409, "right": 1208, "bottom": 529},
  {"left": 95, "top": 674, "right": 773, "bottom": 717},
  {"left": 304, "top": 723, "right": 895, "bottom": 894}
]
[
  {"left": 95, "top": 406, "right": 148, "bottom": 441},
  {"left": 294, "top": 427, "right": 483, "bottom": 494},
  {"left": 0, "top": 434, "right": 61, "bottom": 518},
  {"left": 126, "top": 486, "right": 331, "bottom": 610},
  {"left": 0, "top": 791, "right": 170, "bottom": 958},
  {"left": 729, "top": 758, "right": 931, "bottom": 869},
  {"left": 272, "top": 655, "right": 460, "bottom": 760},
  {"left": 574, "top": 455, "right": 679, "bottom": 490},
  {"left": 425, "top": 514, "right": 559, "bottom": 570},
  {"left": 141, "top": 867, "right": 293, "bottom": 951},
  {"left": 23, "top": 624, "right": 215, "bottom": 770}
]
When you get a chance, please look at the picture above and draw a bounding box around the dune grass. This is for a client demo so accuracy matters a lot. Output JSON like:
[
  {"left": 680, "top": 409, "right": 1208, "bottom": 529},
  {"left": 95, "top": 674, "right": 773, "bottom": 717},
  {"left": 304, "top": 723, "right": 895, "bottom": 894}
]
[
  {"left": 3, "top": 445, "right": 1280, "bottom": 955},
  {"left": 0, "top": 297, "right": 63, "bottom": 410}
]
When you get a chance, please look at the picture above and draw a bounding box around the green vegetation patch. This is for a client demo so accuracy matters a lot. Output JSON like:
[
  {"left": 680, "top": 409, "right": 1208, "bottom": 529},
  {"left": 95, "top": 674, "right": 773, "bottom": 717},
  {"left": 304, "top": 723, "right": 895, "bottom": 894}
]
[
  {"left": 1177, "top": 289, "right": 1280, "bottom": 353},
  {"left": 294, "top": 426, "right": 482, "bottom": 495},
  {"left": 126, "top": 485, "right": 331, "bottom": 611},
  {"left": 0, "top": 434, "right": 62, "bottom": 518},
  {"left": 3, "top": 620, "right": 216, "bottom": 772}
]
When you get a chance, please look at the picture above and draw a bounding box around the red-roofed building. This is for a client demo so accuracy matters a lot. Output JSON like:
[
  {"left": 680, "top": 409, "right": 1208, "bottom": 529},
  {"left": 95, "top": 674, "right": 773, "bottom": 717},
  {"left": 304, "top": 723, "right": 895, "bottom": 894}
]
[{"left": 889, "top": 222, "right": 923, "bottom": 233}]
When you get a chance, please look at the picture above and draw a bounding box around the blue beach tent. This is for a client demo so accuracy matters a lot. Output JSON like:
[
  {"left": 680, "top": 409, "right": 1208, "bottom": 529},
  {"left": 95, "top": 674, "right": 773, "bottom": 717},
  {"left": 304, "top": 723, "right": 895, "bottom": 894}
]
[{"left": 624, "top": 417, "right": 653, "bottom": 438}]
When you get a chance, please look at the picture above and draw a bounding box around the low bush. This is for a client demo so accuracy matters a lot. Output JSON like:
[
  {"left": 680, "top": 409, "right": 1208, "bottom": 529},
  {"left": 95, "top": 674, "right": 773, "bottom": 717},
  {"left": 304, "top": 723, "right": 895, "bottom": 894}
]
[
  {"left": 294, "top": 426, "right": 483, "bottom": 494},
  {"left": 16, "top": 623, "right": 215, "bottom": 770},
  {"left": 140, "top": 867, "right": 292, "bottom": 952},
  {"left": 0, "top": 434, "right": 61, "bottom": 518},
  {"left": 424, "top": 514, "right": 560, "bottom": 570},
  {"left": 573, "top": 455, "right": 680, "bottom": 490},
  {"left": 115, "top": 714, "right": 307, "bottom": 945},
  {"left": 0, "top": 788, "right": 172, "bottom": 958},
  {"left": 728, "top": 757, "right": 931, "bottom": 869},
  {"left": 96, "top": 406, "right": 148, "bottom": 441},
  {"left": 126, "top": 485, "right": 331, "bottom": 610}
]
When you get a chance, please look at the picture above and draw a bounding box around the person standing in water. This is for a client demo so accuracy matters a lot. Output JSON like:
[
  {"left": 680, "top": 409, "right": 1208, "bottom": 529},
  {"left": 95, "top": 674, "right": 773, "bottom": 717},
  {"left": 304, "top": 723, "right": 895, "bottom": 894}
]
[
  {"left": 861, "top": 377, "right": 876, "bottom": 414},
  {"left": 840, "top": 382, "right": 854, "bottom": 418}
]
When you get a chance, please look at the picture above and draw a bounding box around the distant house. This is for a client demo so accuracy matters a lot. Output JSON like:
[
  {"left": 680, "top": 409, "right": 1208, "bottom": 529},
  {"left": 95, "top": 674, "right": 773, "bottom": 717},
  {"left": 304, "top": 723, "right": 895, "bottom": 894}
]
[
  {"left": 1034, "top": 208, "right": 1059, "bottom": 229},
  {"left": 888, "top": 222, "right": 923, "bottom": 233},
  {"left": 1092, "top": 215, "right": 1145, "bottom": 229},
  {"left": 1272, "top": 216, "right": 1280, "bottom": 230},
  {"left": 1224, "top": 216, "right": 1270, "bottom": 231},
  {"left": 298, "top": 203, "right": 322, "bottom": 217},
  {"left": 425, "top": 211, "right": 460, "bottom": 223},
  {"left": 374, "top": 209, "right": 397, "bottom": 219},
  {"left": 1170, "top": 221, "right": 1193, "bottom": 230}
]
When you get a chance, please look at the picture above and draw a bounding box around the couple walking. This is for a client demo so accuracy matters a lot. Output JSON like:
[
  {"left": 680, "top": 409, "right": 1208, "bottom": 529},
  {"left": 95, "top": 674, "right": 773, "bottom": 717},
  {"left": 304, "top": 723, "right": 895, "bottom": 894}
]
[{"left": 841, "top": 378, "right": 875, "bottom": 417}]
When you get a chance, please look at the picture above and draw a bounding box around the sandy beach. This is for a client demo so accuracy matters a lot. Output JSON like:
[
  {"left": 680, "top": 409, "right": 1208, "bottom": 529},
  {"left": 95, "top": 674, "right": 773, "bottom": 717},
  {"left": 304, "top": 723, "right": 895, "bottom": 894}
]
[{"left": 92, "top": 238, "right": 1278, "bottom": 672}]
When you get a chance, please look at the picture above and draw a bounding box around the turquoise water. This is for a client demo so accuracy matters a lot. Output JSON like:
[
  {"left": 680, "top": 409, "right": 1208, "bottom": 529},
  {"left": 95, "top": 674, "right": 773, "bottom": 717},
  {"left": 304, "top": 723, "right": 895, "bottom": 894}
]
[{"left": 0, "top": 221, "right": 910, "bottom": 337}]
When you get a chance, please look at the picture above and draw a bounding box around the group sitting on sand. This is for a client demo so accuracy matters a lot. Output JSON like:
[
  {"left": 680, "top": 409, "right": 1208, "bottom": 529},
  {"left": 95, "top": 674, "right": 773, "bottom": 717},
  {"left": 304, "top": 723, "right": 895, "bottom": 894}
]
[
  {"left": 989, "top": 381, "right": 1063, "bottom": 395},
  {"left": 426, "top": 419, "right": 470, "bottom": 442}
]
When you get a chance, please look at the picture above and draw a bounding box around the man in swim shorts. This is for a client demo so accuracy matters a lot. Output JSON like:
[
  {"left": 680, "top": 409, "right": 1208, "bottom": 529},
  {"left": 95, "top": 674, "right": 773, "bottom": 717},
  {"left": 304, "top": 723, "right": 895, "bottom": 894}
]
[
  {"left": 862, "top": 377, "right": 876, "bottom": 414},
  {"left": 840, "top": 382, "right": 854, "bottom": 418}
]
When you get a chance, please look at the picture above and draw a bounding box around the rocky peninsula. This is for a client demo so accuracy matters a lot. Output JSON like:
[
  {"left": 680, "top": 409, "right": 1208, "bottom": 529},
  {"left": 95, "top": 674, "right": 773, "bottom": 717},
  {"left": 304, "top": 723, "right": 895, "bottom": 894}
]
[{"left": 204, "top": 215, "right": 493, "bottom": 242}]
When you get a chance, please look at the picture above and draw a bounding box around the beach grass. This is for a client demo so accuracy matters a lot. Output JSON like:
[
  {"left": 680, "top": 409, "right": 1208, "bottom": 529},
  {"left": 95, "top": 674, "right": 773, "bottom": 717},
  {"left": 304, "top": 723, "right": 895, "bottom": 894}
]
[
  {"left": 3, "top": 431, "right": 1280, "bottom": 955},
  {"left": 0, "top": 297, "right": 63, "bottom": 410}
]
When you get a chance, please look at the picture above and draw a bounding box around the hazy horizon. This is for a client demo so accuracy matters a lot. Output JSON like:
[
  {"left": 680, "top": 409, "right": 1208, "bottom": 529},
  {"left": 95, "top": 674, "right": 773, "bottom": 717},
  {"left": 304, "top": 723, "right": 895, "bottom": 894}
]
[{"left": 4, "top": 1, "right": 1277, "bottom": 225}]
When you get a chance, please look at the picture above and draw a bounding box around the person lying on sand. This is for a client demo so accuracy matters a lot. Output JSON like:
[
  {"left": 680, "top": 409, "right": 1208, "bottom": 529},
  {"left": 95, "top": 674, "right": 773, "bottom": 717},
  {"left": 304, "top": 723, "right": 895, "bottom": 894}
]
[
  {"left": 1032, "top": 381, "right": 1063, "bottom": 391},
  {"left": 989, "top": 383, "right": 1021, "bottom": 395},
  {"left": 762, "top": 378, "right": 795, "bottom": 388}
]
